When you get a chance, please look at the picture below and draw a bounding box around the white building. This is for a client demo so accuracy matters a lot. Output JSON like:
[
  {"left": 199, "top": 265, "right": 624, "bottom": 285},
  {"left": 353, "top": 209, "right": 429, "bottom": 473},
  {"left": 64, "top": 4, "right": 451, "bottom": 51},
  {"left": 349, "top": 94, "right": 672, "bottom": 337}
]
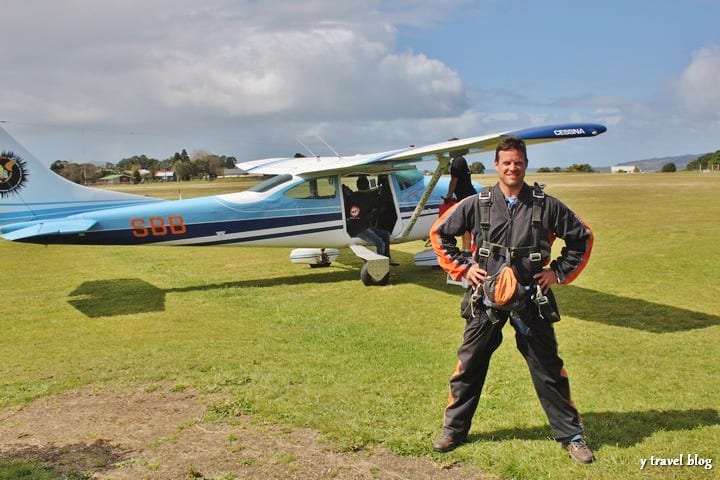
[{"left": 611, "top": 165, "right": 640, "bottom": 173}]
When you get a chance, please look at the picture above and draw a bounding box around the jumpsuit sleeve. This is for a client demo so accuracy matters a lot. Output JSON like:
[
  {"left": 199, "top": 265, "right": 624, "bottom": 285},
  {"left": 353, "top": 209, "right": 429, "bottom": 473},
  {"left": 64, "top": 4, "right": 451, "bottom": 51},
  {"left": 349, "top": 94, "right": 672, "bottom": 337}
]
[
  {"left": 430, "top": 197, "right": 476, "bottom": 281},
  {"left": 547, "top": 198, "right": 593, "bottom": 285}
]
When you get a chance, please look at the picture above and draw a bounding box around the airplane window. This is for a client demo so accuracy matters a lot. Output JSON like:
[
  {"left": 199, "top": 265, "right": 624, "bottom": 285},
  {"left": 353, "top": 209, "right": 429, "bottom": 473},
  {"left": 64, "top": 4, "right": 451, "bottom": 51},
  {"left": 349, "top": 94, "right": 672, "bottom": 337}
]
[
  {"left": 248, "top": 174, "right": 293, "bottom": 192},
  {"left": 395, "top": 170, "right": 423, "bottom": 190},
  {"left": 284, "top": 176, "right": 337, "bottom": 199}
]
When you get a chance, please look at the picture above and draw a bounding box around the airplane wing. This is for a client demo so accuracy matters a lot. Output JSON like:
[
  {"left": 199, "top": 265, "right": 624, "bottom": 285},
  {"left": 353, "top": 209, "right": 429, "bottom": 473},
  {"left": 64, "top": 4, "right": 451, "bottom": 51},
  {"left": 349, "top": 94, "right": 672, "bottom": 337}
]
[
  {"left": 234, "top": 123, "right": 606, "bottom": 177},
  {"left": 234, "top": 148, "right": 412, "bottom": 177},
  {"left": 383, "top": 123, "right": 607, "bottom": 163}
]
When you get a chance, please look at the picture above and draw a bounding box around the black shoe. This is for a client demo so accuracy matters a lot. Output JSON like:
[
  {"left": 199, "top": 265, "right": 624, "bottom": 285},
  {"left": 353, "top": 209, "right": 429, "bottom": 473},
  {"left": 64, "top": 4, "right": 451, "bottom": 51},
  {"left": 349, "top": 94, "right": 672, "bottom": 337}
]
[
  {"left": 562, "top": 438, "right": 595, "bottom": 464},
  {"left": 432, "top": 434, "right": 465, "bottom": 453}
]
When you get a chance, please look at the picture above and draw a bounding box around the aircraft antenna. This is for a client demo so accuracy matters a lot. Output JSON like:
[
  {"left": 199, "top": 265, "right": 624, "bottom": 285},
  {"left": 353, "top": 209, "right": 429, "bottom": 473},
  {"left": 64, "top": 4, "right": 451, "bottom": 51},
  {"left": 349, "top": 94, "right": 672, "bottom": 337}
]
[
  {"left": 318, "top": 136, "right": 340, "bottom": 158},
  {"left": 295, "top": 137, "right": 317, "bottom": 158}
]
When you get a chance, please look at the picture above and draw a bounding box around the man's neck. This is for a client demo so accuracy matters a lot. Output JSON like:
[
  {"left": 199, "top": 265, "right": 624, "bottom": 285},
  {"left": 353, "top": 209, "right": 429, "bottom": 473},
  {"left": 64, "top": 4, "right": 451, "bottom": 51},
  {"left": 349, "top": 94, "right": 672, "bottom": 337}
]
[{"left": 496, "top": 183, "right": 524, "bottom": 198}]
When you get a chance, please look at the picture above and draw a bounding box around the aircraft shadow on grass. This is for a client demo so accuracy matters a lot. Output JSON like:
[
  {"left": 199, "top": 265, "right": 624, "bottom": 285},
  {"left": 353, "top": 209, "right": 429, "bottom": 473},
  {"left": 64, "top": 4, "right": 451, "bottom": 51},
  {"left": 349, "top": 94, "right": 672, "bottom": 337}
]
[
  {"left": 67, "top": 270, "right": 361, "bottom": 318},
  {"left": 468, "top": 408, "right": 720, "bottom": 449},
  {"left": 67, "top": 251, "right": 719, "bottom": 333}
]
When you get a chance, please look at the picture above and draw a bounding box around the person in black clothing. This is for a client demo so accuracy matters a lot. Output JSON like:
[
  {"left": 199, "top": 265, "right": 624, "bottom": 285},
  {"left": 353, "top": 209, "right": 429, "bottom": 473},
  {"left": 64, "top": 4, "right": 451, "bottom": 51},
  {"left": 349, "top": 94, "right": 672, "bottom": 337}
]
[
  {"left": 445, "top": 148, "right": 477, "bottom": 251},
  {"left": 446, "top": 149, "right": 477, "bottom": 202},
  {"left": 346, "top": 175, "right": 397, "bottom": 265},
  {"left": 374, "top": 174, "right": 397, "bottom": 232},
  {"left": 429, "top": 136, "right": 595, "bottom": 464}
]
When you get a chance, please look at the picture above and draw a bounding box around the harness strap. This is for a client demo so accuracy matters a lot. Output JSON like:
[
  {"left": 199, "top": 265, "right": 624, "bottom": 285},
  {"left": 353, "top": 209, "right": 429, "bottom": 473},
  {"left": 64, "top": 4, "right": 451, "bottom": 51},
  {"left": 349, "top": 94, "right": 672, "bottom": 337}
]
[
  {"left": 478, "top": 242, "right": 541, "bottom": 261},
  {"left": 475, "top": 188, "right": 492, "bottom": 271},
  {"left": 530, "top": 182, "right": 545, "bottom": 270}
]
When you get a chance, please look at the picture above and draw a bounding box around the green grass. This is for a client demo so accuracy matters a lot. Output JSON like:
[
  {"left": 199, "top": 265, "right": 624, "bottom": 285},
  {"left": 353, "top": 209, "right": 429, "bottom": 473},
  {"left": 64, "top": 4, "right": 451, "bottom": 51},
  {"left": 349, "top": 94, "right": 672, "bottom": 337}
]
[
  {"left": 2, "top": 172, "right": 719, "bottom": 479},
  {"left": 0, "top": 461, "right": 88, "bottom": 480}
]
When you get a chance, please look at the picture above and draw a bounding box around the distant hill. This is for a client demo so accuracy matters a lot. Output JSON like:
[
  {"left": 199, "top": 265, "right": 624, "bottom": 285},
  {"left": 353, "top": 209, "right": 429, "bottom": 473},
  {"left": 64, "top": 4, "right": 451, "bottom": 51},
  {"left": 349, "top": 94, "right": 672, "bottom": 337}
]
[{"left": 612, "top": 154, "right": 700, "bottom": 172}]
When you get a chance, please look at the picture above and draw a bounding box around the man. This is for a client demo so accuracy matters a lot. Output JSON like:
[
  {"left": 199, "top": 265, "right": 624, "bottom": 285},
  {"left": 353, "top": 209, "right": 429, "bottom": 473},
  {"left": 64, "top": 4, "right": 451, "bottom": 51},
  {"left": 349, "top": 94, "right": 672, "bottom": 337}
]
[
  {"left": 346, "top": 175, "right": 398, "bottom": 265},
  {"left": 429, "top": 136, "right": 595, "bottom": 464},
  {"left": 446, "top": 148, "right": 477, "bottom": 202},
  {"left": 444, "top": 147, "right": 477, "bottom": 251}
]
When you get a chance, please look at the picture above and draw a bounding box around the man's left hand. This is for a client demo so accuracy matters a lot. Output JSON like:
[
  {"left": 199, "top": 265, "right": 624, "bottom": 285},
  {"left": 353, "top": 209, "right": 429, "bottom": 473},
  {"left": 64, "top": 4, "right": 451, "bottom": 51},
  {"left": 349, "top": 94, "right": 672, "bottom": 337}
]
[{"left": 534, "top": 269, "right": 558, "bottom": 292}]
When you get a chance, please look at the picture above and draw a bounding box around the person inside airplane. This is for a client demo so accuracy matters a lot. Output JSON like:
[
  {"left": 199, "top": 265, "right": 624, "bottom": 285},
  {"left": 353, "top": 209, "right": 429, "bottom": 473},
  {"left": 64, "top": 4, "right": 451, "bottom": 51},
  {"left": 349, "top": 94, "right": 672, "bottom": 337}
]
[{"left": 345, "top": 175, "right": 398, "bottom": 266}]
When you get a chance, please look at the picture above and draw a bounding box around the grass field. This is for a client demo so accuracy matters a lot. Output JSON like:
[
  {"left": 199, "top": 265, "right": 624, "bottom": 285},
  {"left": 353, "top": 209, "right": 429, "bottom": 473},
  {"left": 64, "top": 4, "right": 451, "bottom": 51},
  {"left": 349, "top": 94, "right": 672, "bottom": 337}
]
[{"left": 1, "top": 172, "right": 719, "bottom": 479}]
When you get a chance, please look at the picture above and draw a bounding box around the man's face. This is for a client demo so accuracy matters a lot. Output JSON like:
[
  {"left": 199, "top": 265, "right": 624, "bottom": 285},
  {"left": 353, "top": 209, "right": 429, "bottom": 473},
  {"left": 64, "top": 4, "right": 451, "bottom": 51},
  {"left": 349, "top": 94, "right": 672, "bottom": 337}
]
[{"left": 495, "top": 148, "right": 527, "bottom": 189}]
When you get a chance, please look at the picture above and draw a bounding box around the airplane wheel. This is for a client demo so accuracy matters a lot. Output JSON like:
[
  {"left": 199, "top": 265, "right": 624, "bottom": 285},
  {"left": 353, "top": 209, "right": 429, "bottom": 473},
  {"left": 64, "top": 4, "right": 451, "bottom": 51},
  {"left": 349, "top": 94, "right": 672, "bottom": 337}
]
[
  {"left": 360, "top": 263, "right": 389, "bottom": 286},
  {"left": 309, "top": 261, "right": 332, "bottom": 268}
]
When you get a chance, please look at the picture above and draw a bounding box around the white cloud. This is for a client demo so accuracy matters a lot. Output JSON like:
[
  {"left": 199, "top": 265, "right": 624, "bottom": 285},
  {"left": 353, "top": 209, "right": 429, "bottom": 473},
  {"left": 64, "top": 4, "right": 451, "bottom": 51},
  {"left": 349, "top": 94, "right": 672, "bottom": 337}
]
[
  {"left": 675, "top": 45, "right": 720, "bottom": 121},
  {"left": 0, "top": 1, "right": 467, "bottom": 130}
]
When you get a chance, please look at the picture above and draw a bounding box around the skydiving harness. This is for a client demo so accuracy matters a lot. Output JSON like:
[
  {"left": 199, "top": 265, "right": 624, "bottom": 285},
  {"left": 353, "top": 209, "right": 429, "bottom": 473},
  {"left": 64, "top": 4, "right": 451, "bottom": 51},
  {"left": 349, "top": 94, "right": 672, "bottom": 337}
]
[{"left": 464, "top": 182, "right": 559, "bottom": 332}]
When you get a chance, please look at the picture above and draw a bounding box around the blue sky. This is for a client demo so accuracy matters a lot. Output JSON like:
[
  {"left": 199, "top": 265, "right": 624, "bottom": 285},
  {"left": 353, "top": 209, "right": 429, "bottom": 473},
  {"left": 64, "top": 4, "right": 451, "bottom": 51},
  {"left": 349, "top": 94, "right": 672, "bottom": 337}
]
[{"left": 1, "top": 1, "right": 719, "bottom": 169}]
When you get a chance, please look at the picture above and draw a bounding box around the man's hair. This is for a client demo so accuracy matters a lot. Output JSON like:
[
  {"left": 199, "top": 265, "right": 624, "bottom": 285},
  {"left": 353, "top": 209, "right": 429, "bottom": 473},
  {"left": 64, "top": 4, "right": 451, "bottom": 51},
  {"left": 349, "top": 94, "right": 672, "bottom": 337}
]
[
  {"left": 495, "top": 136, "right": 528, "bottom": 163},
  {"left": 356, "top": 175, "right": 369, "bottom": 190}
]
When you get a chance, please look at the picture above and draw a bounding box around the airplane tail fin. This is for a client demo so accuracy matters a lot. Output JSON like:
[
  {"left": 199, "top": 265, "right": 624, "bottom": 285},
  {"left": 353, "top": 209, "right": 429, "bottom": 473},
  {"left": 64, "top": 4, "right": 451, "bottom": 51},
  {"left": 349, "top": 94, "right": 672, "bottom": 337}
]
[{"left": 0, "top": 126, "right": 159, "bottom": 227}]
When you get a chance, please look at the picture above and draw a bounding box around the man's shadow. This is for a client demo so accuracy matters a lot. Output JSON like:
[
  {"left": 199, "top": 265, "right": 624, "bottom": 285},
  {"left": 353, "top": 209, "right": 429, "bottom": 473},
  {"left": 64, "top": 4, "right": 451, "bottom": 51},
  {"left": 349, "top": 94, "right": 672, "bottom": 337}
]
[
  {"left": 468, "top": 408, "right": 720, "bottom": 449},
  {"left": 553, "top": 286, "right": 719, "bottom": 333}
]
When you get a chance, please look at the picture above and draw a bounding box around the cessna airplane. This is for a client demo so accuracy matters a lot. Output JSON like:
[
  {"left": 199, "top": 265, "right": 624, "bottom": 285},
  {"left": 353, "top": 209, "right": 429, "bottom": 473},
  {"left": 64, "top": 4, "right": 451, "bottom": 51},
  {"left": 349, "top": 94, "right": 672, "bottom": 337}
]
[{"left": 0, "top": 123, "right": 606, "bottom": 285}]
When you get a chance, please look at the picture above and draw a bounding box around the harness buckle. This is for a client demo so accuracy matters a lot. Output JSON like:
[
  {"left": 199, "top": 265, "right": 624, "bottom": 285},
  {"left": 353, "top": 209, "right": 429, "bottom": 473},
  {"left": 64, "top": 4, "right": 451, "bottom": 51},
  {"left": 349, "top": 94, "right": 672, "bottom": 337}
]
[
  {"left": 532, "top": 184, "right": 546, "bottom": 200},
  {"left": 478, "top": 247, "right": 490, "bottom": 258},
  {"left": 529, "top": 252, "right": 542, "bottom": 262}
]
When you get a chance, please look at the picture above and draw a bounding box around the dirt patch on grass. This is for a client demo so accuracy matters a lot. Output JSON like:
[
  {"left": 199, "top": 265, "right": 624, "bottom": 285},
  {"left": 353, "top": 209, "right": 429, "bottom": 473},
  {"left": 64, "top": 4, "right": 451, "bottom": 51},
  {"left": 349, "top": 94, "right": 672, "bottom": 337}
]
[{"left": 0, "top": 386, "right": 492, "bottom": 479}]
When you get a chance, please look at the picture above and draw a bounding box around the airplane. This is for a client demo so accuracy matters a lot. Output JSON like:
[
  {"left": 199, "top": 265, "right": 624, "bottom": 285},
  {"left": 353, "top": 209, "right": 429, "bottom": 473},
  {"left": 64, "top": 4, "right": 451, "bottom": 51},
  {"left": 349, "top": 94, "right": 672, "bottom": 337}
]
[{"left": 0, "top": 123, "right": 606, "bottom": 285}]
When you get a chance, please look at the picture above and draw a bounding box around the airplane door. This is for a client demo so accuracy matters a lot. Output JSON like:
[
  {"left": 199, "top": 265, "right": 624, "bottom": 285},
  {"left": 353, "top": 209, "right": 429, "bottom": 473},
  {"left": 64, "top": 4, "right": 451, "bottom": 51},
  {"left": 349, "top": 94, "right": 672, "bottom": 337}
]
[
  {"left": 375, "top": 174, "right": 399, "bottom": 235},
  {"left": 341, "top": 174, "right": 400, "bottom": 238},
  {"left": 389, "top": 169, "right": 427, "bottom": 238}
]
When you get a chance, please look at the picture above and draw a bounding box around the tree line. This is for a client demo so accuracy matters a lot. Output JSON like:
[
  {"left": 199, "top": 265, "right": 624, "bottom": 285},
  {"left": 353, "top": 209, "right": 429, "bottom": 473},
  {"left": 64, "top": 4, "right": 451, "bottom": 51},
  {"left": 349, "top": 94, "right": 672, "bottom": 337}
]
[
  {"left": 50, "top": 149, "right": 238, "bottom": 184},
  {"left": 536, "top": 163, "right": 595, "bottom": 173},
  {"left": 685, "top": 150, "right": 720, "bottom": 171},
  {"left": 50, "top": 147, "right": 720, "bottom": 186}
]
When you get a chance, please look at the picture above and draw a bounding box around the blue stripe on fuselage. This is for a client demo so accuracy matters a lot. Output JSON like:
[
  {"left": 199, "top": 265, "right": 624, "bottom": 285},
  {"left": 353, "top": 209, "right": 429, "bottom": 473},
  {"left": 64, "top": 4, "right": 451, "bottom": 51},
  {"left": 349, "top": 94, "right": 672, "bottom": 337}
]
[{"left": 16, "top": 212, "right": 343, "bottom": 245}]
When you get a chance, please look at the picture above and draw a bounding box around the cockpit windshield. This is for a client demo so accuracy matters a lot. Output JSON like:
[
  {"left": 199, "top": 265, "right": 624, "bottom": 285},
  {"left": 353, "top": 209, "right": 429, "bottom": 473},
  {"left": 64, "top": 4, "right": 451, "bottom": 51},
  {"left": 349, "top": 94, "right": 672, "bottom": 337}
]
[
  {"left": 247, "top": 174, "right": 293, "bottom": 193},
  {"left": 395, "top": 169, "right": 423, "bottom": 190}
]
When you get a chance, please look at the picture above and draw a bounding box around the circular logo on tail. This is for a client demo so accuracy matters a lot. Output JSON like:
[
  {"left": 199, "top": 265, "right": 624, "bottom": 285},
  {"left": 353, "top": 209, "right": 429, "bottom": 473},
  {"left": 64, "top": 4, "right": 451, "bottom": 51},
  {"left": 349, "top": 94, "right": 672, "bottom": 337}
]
[{"left": 0, "top": 151, "right": 29, "bottom": 198}]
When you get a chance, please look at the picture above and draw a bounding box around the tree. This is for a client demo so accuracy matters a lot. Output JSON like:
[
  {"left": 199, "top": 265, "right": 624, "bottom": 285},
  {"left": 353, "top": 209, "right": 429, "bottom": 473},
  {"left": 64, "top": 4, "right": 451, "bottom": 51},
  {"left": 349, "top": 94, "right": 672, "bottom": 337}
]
[
  {"left": 661, "top": 162, "right": 677, "bottom": 172},
  {"left": 50, "top": 160, "right": 68, "bottom": 174},
  {"left": 566, "top": 163, "right": 594, "bottom": 173},
  {"left": 171, "top": 149, "right": 195, "bottom": 180},
  {"left": 116, "top": 155, "right": 161, "bottom": 178},
  {"left": 686, "top": 151, "right": 719, "bottom": 171},
  {"left": 174, "top": 161, "right": 196, "bottom": 181},
  {"left": 206, "top": 155, "right": 224, "bottom": 179},
  {"left": 711, "top": 151, "right": 720, "bottom": 171},
  {"left": 49, "top": 161, "right": 101, "bottom": 184},
  {"left": 223, "top": 156, "right": 237, "bottom": 169},
  {"left": 469, "top": 161, "right": 485, "bottom": 174}
]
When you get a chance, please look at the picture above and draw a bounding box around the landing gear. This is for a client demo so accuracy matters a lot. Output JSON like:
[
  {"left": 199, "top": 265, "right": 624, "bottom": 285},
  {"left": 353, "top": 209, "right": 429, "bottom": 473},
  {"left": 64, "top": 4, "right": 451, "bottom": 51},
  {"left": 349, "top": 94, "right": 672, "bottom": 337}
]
[
  {"left": 290, "top": 248, "right": 339, "bottom": 267},
  {"left": 308, "top": 248, "right": 332, "bottom": 268}
]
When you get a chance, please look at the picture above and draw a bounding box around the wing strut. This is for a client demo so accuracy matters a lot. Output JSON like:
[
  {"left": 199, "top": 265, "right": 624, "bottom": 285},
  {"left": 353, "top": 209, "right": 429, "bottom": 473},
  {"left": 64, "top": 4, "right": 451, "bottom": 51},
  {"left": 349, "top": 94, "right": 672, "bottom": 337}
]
[{"left": 397, "top": 155, "right": 450, "bottom": 241}]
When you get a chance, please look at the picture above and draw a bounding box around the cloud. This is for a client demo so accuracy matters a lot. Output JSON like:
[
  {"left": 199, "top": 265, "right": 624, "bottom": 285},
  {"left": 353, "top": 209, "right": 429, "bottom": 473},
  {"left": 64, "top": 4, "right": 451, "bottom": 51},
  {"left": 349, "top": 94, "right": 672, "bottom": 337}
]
[
  {"left": 674, "top": 44, "right": 720, "bottom": 122},
  {"left": 0, "top": 1, "right": 467, "bottom": 130}
]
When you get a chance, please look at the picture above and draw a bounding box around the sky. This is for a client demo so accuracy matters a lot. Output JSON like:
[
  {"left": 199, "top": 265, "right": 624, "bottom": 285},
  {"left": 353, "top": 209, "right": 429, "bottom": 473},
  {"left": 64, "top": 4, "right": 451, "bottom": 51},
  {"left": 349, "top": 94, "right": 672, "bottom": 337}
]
[{"left": 1, "top": 0, "right": 719, "bottom": 169}]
